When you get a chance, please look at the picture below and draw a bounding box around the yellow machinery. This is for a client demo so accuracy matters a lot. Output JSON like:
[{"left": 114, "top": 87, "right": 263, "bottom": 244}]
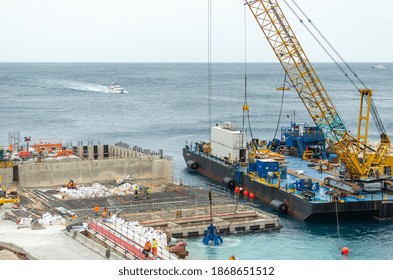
[
  {"left": 0, "top": 195, "right": 20, "bottom": 207},
  {"left": 245, "top": 0, "right": 392, "bottom": 189},
  {"left": 0, "top": 185, "right": 6, "bottom": 198},
  {"left": 0, "top": 186, "right": 20, "bottom": 207}
]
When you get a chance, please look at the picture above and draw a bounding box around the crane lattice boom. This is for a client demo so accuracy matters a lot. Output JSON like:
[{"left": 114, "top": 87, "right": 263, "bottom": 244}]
[{"left": 245, "top": 0, "right": 390, "bottom": 179}]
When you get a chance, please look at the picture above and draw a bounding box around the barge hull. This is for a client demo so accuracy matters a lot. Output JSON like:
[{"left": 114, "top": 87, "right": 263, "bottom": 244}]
[{"left": 183, "top": 148, "right": 393, "bottom": 221}]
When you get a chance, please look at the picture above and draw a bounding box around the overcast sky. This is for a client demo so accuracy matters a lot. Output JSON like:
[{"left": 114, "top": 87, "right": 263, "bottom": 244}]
[{"left": 1, "top": 0, "right": 392, "bottom": 62}]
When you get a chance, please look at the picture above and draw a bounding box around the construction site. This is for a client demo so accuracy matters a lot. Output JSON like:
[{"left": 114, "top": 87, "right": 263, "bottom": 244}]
[{"left": 0, "top": 139, "right": 281, "bottom": 260}]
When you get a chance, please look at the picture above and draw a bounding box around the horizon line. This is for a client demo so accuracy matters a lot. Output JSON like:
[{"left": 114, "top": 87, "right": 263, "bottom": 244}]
[{"left": 0, "top": 61, "right": 390, "bottom": 64}]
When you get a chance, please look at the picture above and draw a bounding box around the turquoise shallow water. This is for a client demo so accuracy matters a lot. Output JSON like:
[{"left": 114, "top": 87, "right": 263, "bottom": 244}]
[
  {"left": 185, "top": 198, "right": 393, "bottom": 260},
  {"left": 1, "top": 62, "right": 392, "bottom": 259}
]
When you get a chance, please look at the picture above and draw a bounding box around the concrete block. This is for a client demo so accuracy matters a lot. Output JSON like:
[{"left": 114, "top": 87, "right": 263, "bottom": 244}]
[
  {"left": 97, "top": 145, "right": 104, "bottom": 160},
  {"left": 88, "top": 146, "right": 94, "bottom": 159},
  {"left": 75, "top": 233, "right": 87, "bottom": 245},
  {"left": 84, "top": 238, "right": 94, "bottom": 250},
  {"left": 109, "top": 252, "right": 125, "bottom": 260}
]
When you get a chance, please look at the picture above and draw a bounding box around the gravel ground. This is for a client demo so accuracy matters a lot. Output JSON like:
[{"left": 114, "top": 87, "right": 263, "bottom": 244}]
[{"left": 0, "top": 204, "right": 105, "bottom": 260}]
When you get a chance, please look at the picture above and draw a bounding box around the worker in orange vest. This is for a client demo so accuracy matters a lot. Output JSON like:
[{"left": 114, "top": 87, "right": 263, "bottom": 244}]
[
  {"left": 142, "top": 240, "right": 152, "bottom": 259},
  {"left": 67, "top": 180, "right": 77, "bottom": 189},
  {"left": 93, "top": 204, "right": 100, "bottom": 218}
]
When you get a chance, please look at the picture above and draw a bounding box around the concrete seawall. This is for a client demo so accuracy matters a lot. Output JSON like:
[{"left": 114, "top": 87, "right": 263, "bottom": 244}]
[
  {"left": 0, "top": 167, "right": 14, "bottom": 188},
  {"left": 16, "top": 157, "right": 173, "bottom": 188}
]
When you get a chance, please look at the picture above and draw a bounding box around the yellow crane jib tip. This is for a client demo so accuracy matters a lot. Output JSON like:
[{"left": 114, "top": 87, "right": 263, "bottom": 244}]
[{"left": 359, "top": 89, "right": 372, "bottom": 96}]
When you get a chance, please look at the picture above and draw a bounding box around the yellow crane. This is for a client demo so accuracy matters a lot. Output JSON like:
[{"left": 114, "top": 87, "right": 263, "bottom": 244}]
[{"left": 245, "top": 0, "right": 392, "bottom": 190}]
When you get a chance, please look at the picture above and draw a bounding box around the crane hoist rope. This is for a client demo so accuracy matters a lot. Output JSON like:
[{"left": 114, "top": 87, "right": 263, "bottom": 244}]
[
  {"left": 284, "top": 0, "right": 387, "bottom": 136},
  {"left": 208, "top": 0, "right": 213, "bottom": 140},
  {"left": 241, "top": 2, "right": 281, "bottom": 159},
  {"left": 273, "top": 73, "right": 287, "bottom": 141}
]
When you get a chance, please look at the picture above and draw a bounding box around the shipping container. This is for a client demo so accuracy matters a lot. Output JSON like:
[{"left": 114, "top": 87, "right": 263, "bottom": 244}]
[
  {"left": 210, "top": 142, "right": 240, "bottom": 162},
  {"left": 211, "top": 125, "right": 246, "bottom": 150}
]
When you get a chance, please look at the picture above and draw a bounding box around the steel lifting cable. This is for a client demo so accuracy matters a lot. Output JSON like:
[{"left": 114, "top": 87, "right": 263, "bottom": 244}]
[
  {"left": 222, "top": 3, "right": 248, "bottom": 235},
  {"left": 335, "top": 199, "right": 341, "bottom": 241},
  {"left": 242, "top": 2, "right": 249, "bottom": 153},
  {"left": 289, "top": 0, "right": 386, "bottom": 135},
  {"left": 207, "top": 0, "right": 215, "bottom": 197},
  {"left": 285, "top": 0, "right": 386, "bottom": 135},
  {"left": 242, "top": 1, "right": 269, "bottom": 157},
  {"left": 242, "top": 1, "right": 251, "bottom": 137},
  {"left": 282, "top": 0, "right": 351, "bottom": 133},
  {"left": 242, "top": 12, "right": 266, "bottom": 157},
  {"left": 290, "top": 0, "right": 367, "bottom": 89},
  {"left": 272, "top": 74, "right": 287, "bottom": 141},
  {"left": 283, "top": 0, "right": 360, "bottom": 91},
  {"left": 208, "top": 0, "right": 212, "bottom": 139},
  {"left": 241, "top": 1, "right": 258, "bottom": 144},
  {"left": 222, "top": 197, "right": 239, "bottom": 235},
  {"left": 242, "top": 2, "right": 265, "bottom": 156}
]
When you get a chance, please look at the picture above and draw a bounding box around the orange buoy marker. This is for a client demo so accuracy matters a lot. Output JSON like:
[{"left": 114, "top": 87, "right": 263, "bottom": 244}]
[
  {"left": 234, "top": 187, "right": 240, "bottom": 193},
  {"left": 243, "top": 190, "right": 249, "bottom": 197},
  {"left": 341, "top": 247, "right": 349, "bottom": 255},
  {"left": 249, "top": 192, "right": 255, "bottom": 199}
]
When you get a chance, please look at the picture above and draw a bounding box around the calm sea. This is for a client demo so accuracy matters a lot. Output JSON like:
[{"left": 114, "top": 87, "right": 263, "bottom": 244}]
[{"left": 1, "top": 62, "right": 393, "bottom": 260}]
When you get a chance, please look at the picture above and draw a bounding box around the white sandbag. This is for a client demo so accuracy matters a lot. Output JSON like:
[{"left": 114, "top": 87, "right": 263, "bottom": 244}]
[{"left": 42, "top": 212, "right": 53, "bottom": 220}]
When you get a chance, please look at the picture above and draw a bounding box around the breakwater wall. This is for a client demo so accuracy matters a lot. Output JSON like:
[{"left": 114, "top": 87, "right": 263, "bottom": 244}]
[
  {"left": 16, "top": 157, "right": 173, "bottom": 188},
  {"left": 10, "top": 145, "right": 173, "bottom": 188}
]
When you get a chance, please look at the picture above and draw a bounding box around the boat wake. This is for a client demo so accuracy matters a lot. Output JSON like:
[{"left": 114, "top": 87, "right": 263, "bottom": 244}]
[
  {"left": 46, "top": 79, "right": 110, "bottom": 93},
  {"left": 61, "top": 80, "right": 108, "bottom": 93}
]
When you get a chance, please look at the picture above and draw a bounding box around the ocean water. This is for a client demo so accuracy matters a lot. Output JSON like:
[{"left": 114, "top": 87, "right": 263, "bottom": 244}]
[{"left": 1, "top": 62, "right": 393, "bottom": 260}]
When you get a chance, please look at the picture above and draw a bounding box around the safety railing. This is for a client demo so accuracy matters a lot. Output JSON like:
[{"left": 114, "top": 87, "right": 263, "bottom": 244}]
[{"left": 89, "top": 219, "right": 178, "bottom": 260}]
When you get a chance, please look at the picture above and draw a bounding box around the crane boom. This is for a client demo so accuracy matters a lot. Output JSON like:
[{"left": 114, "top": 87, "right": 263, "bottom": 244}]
[{"left": 245, "top": 0, "right": 391, "bottom": 179}]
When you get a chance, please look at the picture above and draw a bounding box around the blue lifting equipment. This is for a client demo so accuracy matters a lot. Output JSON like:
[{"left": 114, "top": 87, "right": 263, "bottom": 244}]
[
  {"left": 202, "top": 223, "right": 223, "bottom": 245},
  {"left": 202, "top": 191, "right": 223, "bottom": 245}
]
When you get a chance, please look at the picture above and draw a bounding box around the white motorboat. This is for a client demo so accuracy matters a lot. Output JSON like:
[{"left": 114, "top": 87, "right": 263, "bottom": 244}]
[
  {"left": 108, "top": 83, "right": 127, "bottom": 94},
  {"left": 372, "top": 64, "right": 386, "bottom": 69}
]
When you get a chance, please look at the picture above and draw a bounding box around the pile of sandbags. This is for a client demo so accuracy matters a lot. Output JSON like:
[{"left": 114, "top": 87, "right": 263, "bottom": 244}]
[
  {"left": 108, "top": 215, "right": 167, "bottom": 248},
  {"left": 60, "top": 183, "right": 112, "bottom": 199},
  {"left": 115, "top": 175, "right": 131, "bottom": 185},
  {"left": 112, "top": 183, "right": 139, "bottom": 196},
  {"left": 38, "top": 212, "right": 64, "bottom": 226},
  {"left": 17, "top": 217, "right": 33, "bottom": 226},
  {"left": 60, "top": 181, "right": 140, "bottom": 198}
]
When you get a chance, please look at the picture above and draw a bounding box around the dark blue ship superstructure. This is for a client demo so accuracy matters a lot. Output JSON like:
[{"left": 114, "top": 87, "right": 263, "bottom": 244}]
[{"left": 276, "top": 121, "right": 327, "bottom": 160}]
